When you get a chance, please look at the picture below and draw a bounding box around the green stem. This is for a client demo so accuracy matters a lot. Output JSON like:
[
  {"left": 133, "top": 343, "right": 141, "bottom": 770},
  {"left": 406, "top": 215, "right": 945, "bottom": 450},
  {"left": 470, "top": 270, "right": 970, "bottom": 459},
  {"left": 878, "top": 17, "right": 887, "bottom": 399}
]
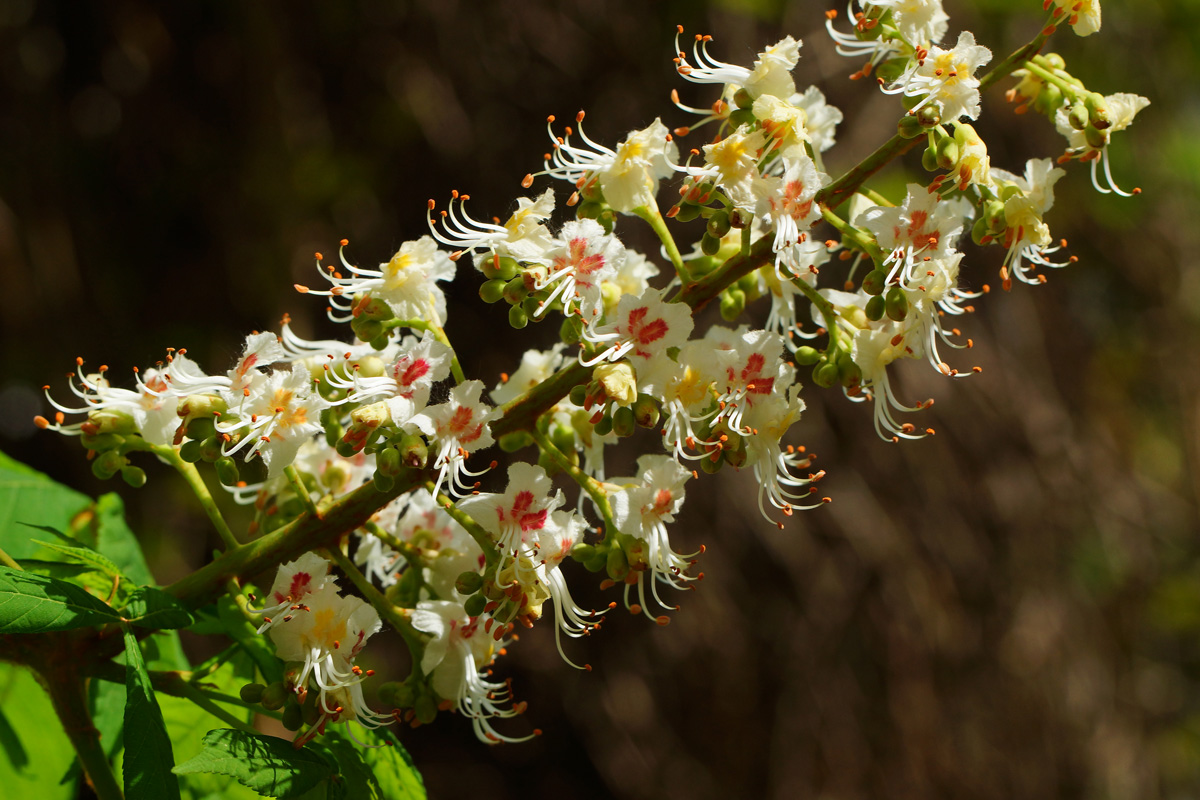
[
  {"left": 363, "top": 521, "right": 423, "bottom": 571},
  {"left": 387, "top": 319, "right": 466, "bottom": 384},
  {"left": 167, "top": 467, "right": 427, "bottom": 609},
  {"left": 792, "top": 278, "right": 843, "bottom": 351},
  {"left": 285, "top": 466, "right": 321, "bottom": 519},
  {"left": 424, "top": 483, "right": 499, "bottom": 568},
  {"left": 323, "top": 547, "right": 424, "bottom": 656},
  {"left": 821, "top": 205, "right": 883, "bottom": 264},
  {"left": 817, "top": 133, "right": 923, "bottom": 210},
  {"left": 154, "top": 445, "right": 240, "bottom": 551},
  {"left": 490, "top": 359, "right": 593, "bottom": 439},
  {"left": 1019, "top": 58, "right": 1083, "bottom": 100},
  {"left": 42, "top": 668, "right": 124, "bottom": 800},
  {"left": 0, "top": 545, "right": 22, "bottom": 571},
  {"left": 978, "top": 28, "right": 1051, "bottom": 93},
  {"left": 529, "top": 427, "right": 617, "bottom": 538},
  {"left": 633, "top": 203, "right": 687, "bottom": 282}
]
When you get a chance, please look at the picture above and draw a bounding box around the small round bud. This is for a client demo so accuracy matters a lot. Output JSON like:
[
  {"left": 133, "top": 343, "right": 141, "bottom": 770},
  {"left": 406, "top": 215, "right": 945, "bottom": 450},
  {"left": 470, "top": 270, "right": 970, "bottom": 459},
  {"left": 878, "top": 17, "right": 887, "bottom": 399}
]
[
  {"left": 1068, "top": 102, "right": 1089, "bottom": 131},
  {"left": 479, "top": 278, "right": 507, "bottom": 304},
  {"left": 706, "top": 210, "right": 731, "bottom": 239},
  {"left": 508, "top": 305, "right": 529, "bottom": 330},
  {"left": 577, "top": 200, "right": 604, "bottom": 220},
  {"left": 813, "top": 361, "right": 840, "bottom": 388},
  {"left": 606, "top": 546, "right": 629, "bottom": 581},
  {"left": 728, "top": 108, "right": 755, "bottom": 129},
  {"left": 502, "top": 276, "right": 528, "bottom": 305},
  {"left": 732, "top": 87, "right": 754, "bottom": 110},
  {"left": 199, "top": 436, "right": 223, "bottom": 463},
  {"left": 376, "top": 445, "right": 402, "bottom": 477},
  {"left": 560, "top": 315, "right": 583, "bottom": 345},
  {"left": 593, "top": 413, "right": 613, "bottom": 437},
  {"left": 239, "top": 683, "right": 266, "bottom": 704},
  {"left": 260, "top": 682, "right": 289, "bottom": 711},
  {"left": 92, "top": 450, "right": 124, "bottom": 481},
  {"left": 179, "top": 438, "right": 205, "bottom": 463},
  {"left": 865, "top": 294, "right": 886, "bottom": 321},
  {"left": 884, "top": 286, "right": 908, "bottom": 322},
  {"left": 673, "top": 203, "right": 701, "bottom": 223},
  {"left": 921, "top": 145, "right": 939, "bottom": 172},
  {"left": 414, "top": 693, "right": 438, "bottom": 725},
  {"left": 861, "top": 269, "right": 887, "bottom": 296},
  {"left": 719, "top": 288, "right": 746, "bottom": 322},
  {"left": 794, "top": 346, "right": 821, "bottom": 366},
  {"left": 568, "top": 384, "right": 588, "bottom": 406},
  {"left": 372, "top": 471, "right": 395, "bottom": 493},
  {"left": 611, "top": 406, "right": 635, "bottom": 438},
  {"left": 898, "top": 114, "right": 925, "bottom": 139},
  {"left": 215, "top": 456, "right": 240, "bottom": 487},
  {"left": 633, "top": 394, "right": 660, "bottom": 429},
  {"left": 700, "top": 232, "right": 721, "bottom": 257},
  {"left": 463, "top": 592, "right": 487, "bottom": 617},
  {"left": 185, "top": 416, "right": 215, "bottom": 441},
  {"left": 1084, "top": 125, "right": 1109, "bottom": 150},
  {"left": 354, "top": 318, "right": 384, "bottom": 343},
  {"left": 498, "top": 431, "right": 533, "bottom": 453},
  {"left": 455, "top": 571, "right": 484, "bottom": 596},
  {"left": 282, "top": 702, "right": 303, "bottom": 731}
]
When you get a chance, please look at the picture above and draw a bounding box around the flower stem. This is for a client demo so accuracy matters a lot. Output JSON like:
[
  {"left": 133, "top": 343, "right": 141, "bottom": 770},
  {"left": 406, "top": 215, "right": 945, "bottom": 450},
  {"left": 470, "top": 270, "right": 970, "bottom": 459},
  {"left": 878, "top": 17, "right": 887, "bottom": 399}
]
[
  {"left": 634, "top": 203, "right": 688, "bottom": 282},
  {"left": 41, "top": 667, "right": 124, "bottom": 800},
  {"left": 0, "top": 545, "right": 22, "bottom": 571},
  {"left": 425, "top": 483, "right": 500, "bottom": 569},
  {"left": 821, "top": 205, "right": 883, "bottom": 265},
  {"left": 979, "top": 28, "right": 1052, "bottom": 93},
  {"left": 529, "top": 426, "right": 617, "bottom": 537},
  {"left": 285, "top": 466, "right": 321, "bottom": 519},
  {"left": 154, "top": 445, "right": 240, "bottom": 551},
  {"left": 323, "top": 547, "right": 423, "bottom": 656}
]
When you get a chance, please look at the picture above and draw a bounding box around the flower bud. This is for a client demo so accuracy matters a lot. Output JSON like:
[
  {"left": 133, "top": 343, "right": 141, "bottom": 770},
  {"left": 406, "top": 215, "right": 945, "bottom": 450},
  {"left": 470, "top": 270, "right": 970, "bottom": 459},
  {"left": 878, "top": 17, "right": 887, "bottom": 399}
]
[
  {"left": 1067, "top": 101, "right": 1089, "bottom": 131},
  {"left": 560, "top": 315, "right": 583, "bottom": 345},
  {"left": 502, "top": 276, "right": 528, "bottom": 305},
  {"left": 199, "top": 436, "right": 223, "bottom": 462},
  {"left": 239, "top": 683, "right": 266, "bottom": 704},
  {"left": 1084, "top": 125, "right": 1109, "bottom": 150},
  {"left": 633, "top": 394, "right": 660, "bottom": 428},
  {"left": 915, "top": 104, "right": 942, "bottom": 128},
  {"left": 593, "top": 413, "right": 613, "bottom": 437},
  {"left": 508, "top": 304, "right": 529, "bottom": 329},
  {"left": 898, "top": 114, "right": 925, "bottom": 139},
  {"left": 1085, "top": 92, "right": 1111, "bottom": 130},
  {"left": 376, "top": 445, "right": 403, "bottom": 477},
  {"left": 673, "top": 202, "right": 702, "bottom": 223},
  {"left": 611, "top": 405, "right": 636, "bottom": 438},
  {"left": 352, "top": 294, "right": 394, "bottom": 321},
  {"left": 700, "top": 232, "right": 721, "bottom": 256},
  {"left": 813, "top": 360, "right": 840, "bottom": 388},
  {"left": 884, "top": 286, "right": 908, "bottom": 321},
  {"left": 595, "top": 362, "right": 637, "bottom": 407},
  {"left": 260, "top": 681, "right": 289, "bottom": 711},
  {"left": 282, "top": 702, "right": 303, "bottom": 731},
  {"left": 372, "top": 471, "right": 394, "bottom": 493},
  {"left": 455, "top": 570, "right": 484, "bottom": 595},
  {"left": 397, "top": 431, "right": 426, "bottom": 468},
  {"left": 179, "top": 439, "right": 205, "bottom": 463},
  {"left": 921, "top": 145, "right": 939, "bottom": 172},
  {"left": 215, "top": 456, "right": 240, "bottom": 487},
  {"left": 479, "top": 278, "right": 507, "bottom": 304},
  {"left": 794, "top": 346, "right": 821, "bottom": 366},
  {"left": 568, "top": 384, "right": 588, "bottom": 406},
  {"left": 935, "top": 137, "right": 960, "bottom": 170},
  {"left": 706, "top": 210, "right": 731, "bottom": 239},
  {"left": 498, "top": 431, "right": 533, "bottom": 452},
  {"left": 732, "top": 87, "right": 754, "bottom": 110},
  {"left": 577, "top": 200, "right": 604, "bottom": 220},
  {"left": 720, "top": 288, "right": 746, "bottom": 322},
  {"left": 80, "top": 431, "right": 124, "bottom": 452},
  {"left": 865, "top": 294, "right": 886, "bottom": 321},
  {"left": 728, "top": 108, "right": 756, "bottom": 129},
  {"left": 353, "top": 318, "right": 384, "bottom": 343},
  {"left": 414, "top": 693, "right": 438, "bottom": 725},
  {"left": 550, "top": 423, "right": 576, "bottom": 456},
  {"left": 463, "top": 592, "right": 487, "bottom": 617},
  {"left": 861, "top": 269, "right": 887, "bottom": 296},
  {"left": 606, "top": 545, "right": 629, "bottom": 581}
]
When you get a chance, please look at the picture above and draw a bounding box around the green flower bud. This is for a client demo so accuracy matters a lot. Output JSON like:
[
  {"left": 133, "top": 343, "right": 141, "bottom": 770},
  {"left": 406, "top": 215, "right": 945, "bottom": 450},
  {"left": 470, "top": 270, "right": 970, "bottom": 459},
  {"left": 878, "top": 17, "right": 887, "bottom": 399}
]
[
  {"left": 260, "top": 681, "right": 289, "bottom": 711},
  {"left": 728, "top": 108, "right": 756, "bottom": 129},
  {"left": 971, "top": 216, "right": 991, "bottom": 245},
  {"left": 455, "top": 571, "right": 484, "bottom": 595},
  {"left": 794, "top": 346, "right": 821, "bottom": 366},
  {"left": 80, "top": 431, "right": 124, "bottom": 452},
  {"left": 239, "top": 683, "right": 266, "bottom": 704},
  {"left": 915, "top": 104, "right": 942, "bottom": 128},
  {"left": 508, "top": 305, "right": 529, "bottom": 329},
  {"left": 921, "top": 145, "right": 939, "bottom": 172},
  {"left": 560, "top": 315, "right": 583, "bottom": 345},
  {"left": 633, "top": 394, "right": 660, "bottom": 428},
  {"left": 865, "top": 294, "right": 886, "bottom": 321},
  {"left": 199, "top": 436, "right": 223, "bottom": 463},
  {"left": 1043, "top": 53, "right": 1066, "bottom": 71},
  {"left": 593, "top": 413, "right": 613, "bottom": 437},
  {"left": 479, "top": 278, "right": 507, "bottom": 304},
  {"left": 414, "top": 693, "right": 438, "bottom": 725},
  {"left": 884, "top": 286, "right": 908, "bottom": 321},
  {"left": 813, "top": 360, "right": 840, "bottom": 388},
  {"left": 1084, "top": 125, "right": 1109, "bottom": 150},
  {"left": 354, "top": 318, "right": 384, "bottom": 343},
  {"left": 215, "top": 456, "right": 240, "bottom": 487},
  {"left": 577, "top": 200, "right": 604, "bottom": 220},
  {"left": 568, "top": 384, "right": 588, "bottom": 406},
  {"left": 583, "top": 550, "right": 608, "bottom": 573},
  {"left": 898, "top": 114, "right": 925, "bottom": 139},
  {"left": 282, "top": 702, "right": 303, "bottom": 731},
  {"left": 720, "top": 288, "right": 746, "bottom": 322},
  {"left": 700, "top": 232, "right": 722, "bottom": 256},
  {"left": 1068, "top": 101, "right": 1089, "bottom": 131},
  {"left": 550, "top": 423, "right": 576, "bottom": 456},
  {"left": 611, "top": 405, "right": 635, "bottom": 438},
  {"left": 732, "top": 87, "right": 754, "bottom": 110},
  {"left": 1085, "top": 92, "right": 1111, "bottom": 130},
  {"left": 1033, "top": 83, "right": 1063, "bottom": 117},
  {"left": 706, "top": 209, "right": 731, "bottom": 239},
  {"left": 673, "top": 203, "right": 701, "bottom": 223},
  {"left": 179, "top": 438, "right": 204, "bottom": 463},
  {"left": 372, "top": 471, "right": 395, "bottom": 493},
  {"left": 502, "top": 276, "right": 528, "bottom": 305},
  {"left": 498, "top": 431, "right": 533, "bottom": 453},
  {"left": 935, "top": 137, "right": 960, "bottom": 170},
  {"left": 606, "top": 545, "right": 629, "bottom": 581},
  {"left": 464, "top": 592, "right": 487, "bottom": 617},
  {"left": 184, "top": 416, "right": 215, "bottom": 441},
  {"left": 377, "top": 445, "right": 402, "bottom": 477},
  {"left": 862, "top": 269, "right": 887, "bottom": 296},
  {"left": 92, "top": 449, "right": 124, "bottom": 480}
]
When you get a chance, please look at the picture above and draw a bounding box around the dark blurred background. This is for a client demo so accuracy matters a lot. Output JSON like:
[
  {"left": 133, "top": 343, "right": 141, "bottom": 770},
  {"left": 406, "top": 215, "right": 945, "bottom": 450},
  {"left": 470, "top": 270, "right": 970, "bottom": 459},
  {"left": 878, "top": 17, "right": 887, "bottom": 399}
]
[{"left": 1, "top": 0, "right": 1197, "bottom": 797}]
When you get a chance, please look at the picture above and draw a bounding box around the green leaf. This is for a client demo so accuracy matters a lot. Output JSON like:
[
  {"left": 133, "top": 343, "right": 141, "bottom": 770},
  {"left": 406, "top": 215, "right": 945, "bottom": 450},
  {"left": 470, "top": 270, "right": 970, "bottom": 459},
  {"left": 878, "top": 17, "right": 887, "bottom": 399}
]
[
  {"left": 216, "top": 595, "right": 284, "bottom": 685},
  {"left": 0, "top": 705, "right": 28, "bottom": 773},
  {"left": 31, "top": 538, "right": 125, "bottom": 579},
  {"left": 123, "top": 586, "right": 195, "bottom": 630},
  {"left": 173, "top": 729, "right": 337, "bottom": 799},
  {"left": 0, "top": 664, "right": 77, "bottom": 799},
  {"left": 122, "top": 627, "right": 182, "bottom": 800},
  {"left": 0, "top": 450, "right": 92, "bottom": 560},
  {"left": 348, "top": 727, "right": 425, "bottom": 800},
  {"left": 93, "top": 493, "right": 154, "bottom": 586},
  {"left": 0, "top": 565, "right": 121, "bottom": 633}
]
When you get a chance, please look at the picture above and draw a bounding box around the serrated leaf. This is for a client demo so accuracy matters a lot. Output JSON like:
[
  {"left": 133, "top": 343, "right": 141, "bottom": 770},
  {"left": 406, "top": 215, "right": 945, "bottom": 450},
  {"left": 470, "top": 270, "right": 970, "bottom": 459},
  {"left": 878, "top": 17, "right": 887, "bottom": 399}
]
[
  {"left": 320, "top": 728, "right": 424, "bottom": 800},
  {"left": 122, "top": 628, "right": 182, "bottom": 800},
  {"left": 32, "top": 538, "right": 125, "bottom": 579},
  {"left": 122, "top": 586, "right": 195, "bottom": 630},
  {"left": 0, "top": 565, "right": 121, "bottom": 633},
  {"left": 0, "top": 450, "right": 92, "bottom": 560},
  {"left": 173, "top": 729, "right": 337, "bottom": 799}
]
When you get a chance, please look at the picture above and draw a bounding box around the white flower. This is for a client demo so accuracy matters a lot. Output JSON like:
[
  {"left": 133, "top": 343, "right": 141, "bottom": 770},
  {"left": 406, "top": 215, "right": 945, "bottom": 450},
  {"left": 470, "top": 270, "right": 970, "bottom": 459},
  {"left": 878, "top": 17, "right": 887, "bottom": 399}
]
[
  {"left": 1053, "top": 0, "right": 1100, "bottom": 36},
  {"left": 989, "top": 158, "right": 1068, "bottom": 286},
  {"left": 41, "top": 363, "right": 180, "bottom": 445},
  {"left": 409, "top": 380, "right": 498, "bottom": 498},
  {"left": 534, "top": 219, "right": 623, "bottom": 324},
  {"left": 1054, "top": 93, "right": 1149, "bottom": 196},
  {"left": 753, "top": 155, "right": 828, "bottom": 273},
  {"left": 581, "top": 288, "right": 695, "bottom": 370},
  {"left": 411, "top": 600, "right": 527, "bottom": 743},
  {"left": 675, "top": 33, "right": 802, "bottom": 102},
  {"left": 542, "top": 117, "right": 678, "bottom": 214},
  {"left": 217, "top": 364, "right": 329, "bottom": 479},
  {"left": 884, "top": 31, "right": 992, "bottom": 122},
  {"left": 791, "top": 86, "right": 843, "bottom": 154},
  {"left": 491, "top": 344, "right": 567, "bottom": 407},
  {"left": 301, "top": 236, "right": 456, "bottom": 325},
  {"left": 428, "top": 189, "right": 556, "bottom": 266},
  {"left": 323, "top": 330, "right": 453, "bottom": 424},
  {"left": 251, "top": 552, "right": 336, "bottom": 632}
]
